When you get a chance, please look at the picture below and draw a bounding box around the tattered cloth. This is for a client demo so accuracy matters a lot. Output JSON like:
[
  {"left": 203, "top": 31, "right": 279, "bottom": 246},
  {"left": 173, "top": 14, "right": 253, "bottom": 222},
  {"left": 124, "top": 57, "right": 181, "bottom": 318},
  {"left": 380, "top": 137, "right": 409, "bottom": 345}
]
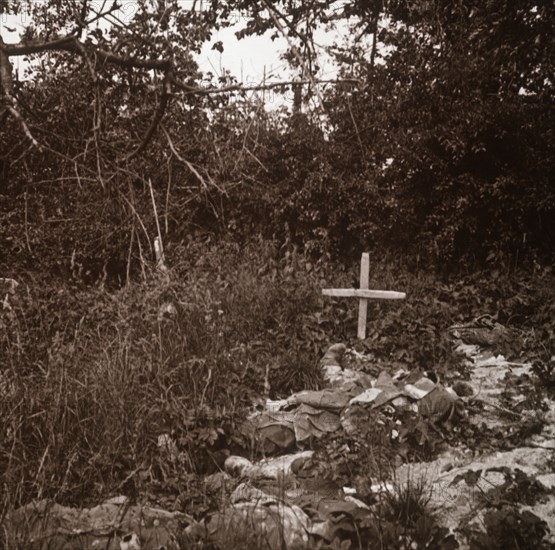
[
  {"left": 244, "top": 347, "right": 465, "bottom": 454},
  {"left": 3, "top": 497, "right": 194, "bottom": 549}
]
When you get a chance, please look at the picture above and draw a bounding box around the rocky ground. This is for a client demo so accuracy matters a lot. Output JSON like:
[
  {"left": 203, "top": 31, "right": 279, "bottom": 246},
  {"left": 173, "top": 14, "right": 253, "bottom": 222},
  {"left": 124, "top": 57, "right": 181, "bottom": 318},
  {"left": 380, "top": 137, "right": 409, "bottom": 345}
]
[{"left": 4, "top": 318, "right": 555, "bottom": 549}]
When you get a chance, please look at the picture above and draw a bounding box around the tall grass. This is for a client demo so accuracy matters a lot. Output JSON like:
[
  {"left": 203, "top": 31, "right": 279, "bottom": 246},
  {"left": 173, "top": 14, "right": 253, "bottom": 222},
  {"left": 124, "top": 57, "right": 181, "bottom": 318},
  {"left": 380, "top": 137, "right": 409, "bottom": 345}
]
[
  {"left": 1, "top": 237, "right": 553, "bottom": 532},
  {"left": 0, "top": 240, "right": 328, "bottom": 516}
]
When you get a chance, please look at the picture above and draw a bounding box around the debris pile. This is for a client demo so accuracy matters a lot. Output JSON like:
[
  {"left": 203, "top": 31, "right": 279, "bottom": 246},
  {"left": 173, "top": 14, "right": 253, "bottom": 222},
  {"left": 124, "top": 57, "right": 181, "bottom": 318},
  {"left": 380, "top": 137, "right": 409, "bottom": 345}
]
[{"left": 240, "top": 343, "right": 465, "bottom": 456}]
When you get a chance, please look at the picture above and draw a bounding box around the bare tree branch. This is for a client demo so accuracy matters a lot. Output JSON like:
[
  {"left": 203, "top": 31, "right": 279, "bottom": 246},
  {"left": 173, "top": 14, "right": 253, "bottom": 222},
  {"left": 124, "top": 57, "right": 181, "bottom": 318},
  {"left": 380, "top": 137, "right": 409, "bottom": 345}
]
[
  {"left": 126, "top": 70, "right": 173, "bottom": 160},
  {"left": 172, "top": 77, "right": 359, "bottom": 95},
  {"left": 260, "top": 0, "right": 323, "bottom": 107},
  {"left": 73, "top": 0, "right": 90, "bottom": 37},
  {"left": 161, "top": 124, "right": 220, "bottom": 192},
  {"left": 2, "top": 30, "right": 171, "bottom": 158},
  {"left": 2, "top": 12, "right": 358, "bottom": 164},
  {"left": 1, "top": 35, "right": 41, "bottom": 149},
  {"left": 4, "top": 37, "right": 172, "bottom": 71},
  {"left": 72, "top": 37, "right": 97, "bottom": 81},
  {"left": 5, "top": 105, "right": 41, "bottom": 148},
  {"left": 0, "top": 36, "right": 14, "bottom": 93},
  {"left": 82, "top": 1, "right": 121, "bottom": 29},
  {"left": 370, "top": 18, "right": 378, "bottom": 68}
]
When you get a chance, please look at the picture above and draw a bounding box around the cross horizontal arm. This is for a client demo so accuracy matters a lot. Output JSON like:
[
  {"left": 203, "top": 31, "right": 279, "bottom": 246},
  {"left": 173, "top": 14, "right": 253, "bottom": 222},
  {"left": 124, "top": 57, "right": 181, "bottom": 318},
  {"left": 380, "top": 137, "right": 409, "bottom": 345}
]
[{"left": 322, "top": 289, "right": 406, "bottom": 300}]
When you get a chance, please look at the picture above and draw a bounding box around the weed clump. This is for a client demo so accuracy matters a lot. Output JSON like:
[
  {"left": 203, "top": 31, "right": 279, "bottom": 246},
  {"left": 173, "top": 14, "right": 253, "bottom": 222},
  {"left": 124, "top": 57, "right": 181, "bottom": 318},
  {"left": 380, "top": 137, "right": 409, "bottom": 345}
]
[
  {"left": 1, "top": 236, "right": 554, "bottom": 546},
  {"left": 0, "top": 239, "right": 327, "bottom": 516}
]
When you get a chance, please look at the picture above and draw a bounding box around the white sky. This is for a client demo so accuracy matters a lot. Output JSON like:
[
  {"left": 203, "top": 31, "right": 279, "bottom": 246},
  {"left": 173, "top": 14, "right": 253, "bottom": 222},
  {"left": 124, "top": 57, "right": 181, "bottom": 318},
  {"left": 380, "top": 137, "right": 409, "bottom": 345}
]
[
  {"left": 200, "top": 19, "right": 351, "bottom": 84},
  {"left": 201, "top": 25, "right": 290, "bottom": 83},
  {"left": 1, "top": 1, "right": 350, "bottom": 83},
  {"left": 1, "top": 1, "right": 372, "bottom": 113}
]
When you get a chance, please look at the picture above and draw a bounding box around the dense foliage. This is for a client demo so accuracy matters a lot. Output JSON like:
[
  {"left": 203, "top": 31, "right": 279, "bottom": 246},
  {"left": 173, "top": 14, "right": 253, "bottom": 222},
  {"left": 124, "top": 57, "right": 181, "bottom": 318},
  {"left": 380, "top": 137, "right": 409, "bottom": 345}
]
[
  {"left": 1, "top": 236, "right": 553, "bottom": 520},
  {"left": 1, "top": 0, "right": 553, "bottom": 283},
  {"left": 1, "top": 5, "right": 554, "bottom": 543}
]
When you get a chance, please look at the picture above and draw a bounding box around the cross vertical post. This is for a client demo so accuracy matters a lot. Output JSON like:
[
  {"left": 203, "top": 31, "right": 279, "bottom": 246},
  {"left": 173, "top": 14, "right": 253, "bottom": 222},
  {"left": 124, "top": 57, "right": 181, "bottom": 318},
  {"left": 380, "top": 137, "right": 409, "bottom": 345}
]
[{"left": 357, "top": 253, "right": 370, "bottom": 339}]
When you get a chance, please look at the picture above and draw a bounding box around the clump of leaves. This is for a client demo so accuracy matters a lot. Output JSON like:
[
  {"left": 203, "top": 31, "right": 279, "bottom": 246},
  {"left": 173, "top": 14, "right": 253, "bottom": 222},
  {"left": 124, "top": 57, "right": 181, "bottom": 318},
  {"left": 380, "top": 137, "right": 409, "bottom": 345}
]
[
  {"left": 532, "top": 359, "right": 555, "bottom": 395},
  {"left": 481, "top": 468, "right": 552, "bottom": 508},
  {"left": 365, "top": 477, "right": 458, "bottom": 550},
  {"left": 396, "top": 415, "right": 446, "bottom": 462},
  {"left": 469, "top": 505, "right": 550, "bottom": 550}
]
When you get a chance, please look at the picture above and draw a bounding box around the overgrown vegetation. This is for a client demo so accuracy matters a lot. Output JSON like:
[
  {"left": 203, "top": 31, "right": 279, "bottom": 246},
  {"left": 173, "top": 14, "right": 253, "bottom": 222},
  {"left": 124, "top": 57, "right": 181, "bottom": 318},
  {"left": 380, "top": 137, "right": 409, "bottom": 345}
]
[
  {"left": 0, "top": 240, "right": 323, "bottom": 510},
  {"left": 1, "top": 0, "right": 554, "bottom": 547},
  {"left": 1, "top": 1, "right": 554, "bottom": 281},
  {"left": 2, "top": 240, "right": 553, "bottom": 523}
]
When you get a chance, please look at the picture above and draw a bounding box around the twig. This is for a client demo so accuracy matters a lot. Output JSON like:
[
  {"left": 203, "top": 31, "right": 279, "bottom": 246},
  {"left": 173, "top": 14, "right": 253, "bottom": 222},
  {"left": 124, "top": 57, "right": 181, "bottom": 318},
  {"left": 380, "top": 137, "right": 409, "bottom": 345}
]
[
  {"left": 72, "top": 0, "right": 89, "bottom": 37},
  {"left": 525, "top": 443, "right": 555, "bottom": 450},
  {"left": 161, "top": 124, "right": 225, "bottom": 194},
  {"left": 82, "top": 1, "right": 120, "bottom": 29},
  {"left": 71, "top": 37, "right": 97, "bottom": 82},
  {"left": 245, "top": 147, "right": 269, "bottom": 172},
  {"left": 126, "top": 224, "right": 135, "bottom": 286},
  {"left": 235, "top": 101, "right": 263, "bottom": 169},
  {"left": 172, "top": 77, "right": 358, "bottom": 96},
  {"left": 370, "top": 18, "right": 378, "bottom": 67},
  {"left": 147, "top": 177, "right": 167, "bottom": 275},
  {"left": 126, "top": 70, "right": 173, "bottom": 160},
  {"left": 74, "top": 162, "right": 83, "bottom": 189},
  {"left": 1, "top": 36, "right": 42, "bottom": 148},
  {"left": 347, "top": 95, "right": 365, "bottom": 160},
  {"left": 6, "top": 106, "right": 42, "bottom": 149},
  {"left": 93, "top": 87, "right": 105, "bottom": 189},
  {"left": 136, "top": 227, "right": 147, "bottom": 283},
  {"left": 200, "top": 368, "right": 212, "bottom": 409},
  {"left": 260, "top": 0, "right": 323, "bottom": 107},
  {"left": 24, "top": 189, "right": 32, "bottom": 253},
  {"left": 164, "top": 158, "right": 172, "bottom": 235},
  {"left": 469, "top": 397, "right": 521, "bottom": 418},
  {"left": 115, "top": 178, "right": 152, "bottom": 254}
]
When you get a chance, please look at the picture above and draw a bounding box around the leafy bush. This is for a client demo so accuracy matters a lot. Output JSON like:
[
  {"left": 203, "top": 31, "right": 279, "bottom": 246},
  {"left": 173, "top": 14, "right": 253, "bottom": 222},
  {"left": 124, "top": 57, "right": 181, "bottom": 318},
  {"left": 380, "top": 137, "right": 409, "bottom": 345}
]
[
  {"left": 0, "top": 238, "right": 330, "bottom": 513},
  {"left": 469, "top": 506, "right": 550, "bottom": 550}
]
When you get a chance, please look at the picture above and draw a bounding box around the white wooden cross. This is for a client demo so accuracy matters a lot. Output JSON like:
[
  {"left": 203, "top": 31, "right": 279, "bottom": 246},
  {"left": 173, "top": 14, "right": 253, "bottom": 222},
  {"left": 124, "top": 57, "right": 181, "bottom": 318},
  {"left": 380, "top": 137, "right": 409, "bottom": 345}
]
[{"left": 322, "top": 253, "right": 406, "bottom": 339}]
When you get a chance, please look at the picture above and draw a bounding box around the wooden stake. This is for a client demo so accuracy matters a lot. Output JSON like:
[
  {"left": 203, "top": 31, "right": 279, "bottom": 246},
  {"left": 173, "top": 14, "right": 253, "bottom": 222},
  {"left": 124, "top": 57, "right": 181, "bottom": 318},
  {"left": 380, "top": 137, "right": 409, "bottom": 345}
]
[{"left": 358, "top": 253, "right": 369, "bottom": 339}]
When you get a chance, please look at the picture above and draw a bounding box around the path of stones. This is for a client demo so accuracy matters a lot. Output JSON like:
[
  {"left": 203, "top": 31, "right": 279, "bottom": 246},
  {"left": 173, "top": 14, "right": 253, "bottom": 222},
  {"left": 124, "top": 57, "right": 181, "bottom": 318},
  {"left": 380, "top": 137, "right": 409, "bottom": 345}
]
[{"left": 5, "top": 323, "right": 555, "bottom": 549}]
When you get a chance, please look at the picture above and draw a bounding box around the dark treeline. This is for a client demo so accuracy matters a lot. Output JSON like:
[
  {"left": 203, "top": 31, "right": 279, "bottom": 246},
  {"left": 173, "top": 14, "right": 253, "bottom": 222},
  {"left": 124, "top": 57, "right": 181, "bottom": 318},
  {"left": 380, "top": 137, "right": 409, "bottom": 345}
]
[{"left": 1, "top": 0, "right": 553, "bottom": 283}]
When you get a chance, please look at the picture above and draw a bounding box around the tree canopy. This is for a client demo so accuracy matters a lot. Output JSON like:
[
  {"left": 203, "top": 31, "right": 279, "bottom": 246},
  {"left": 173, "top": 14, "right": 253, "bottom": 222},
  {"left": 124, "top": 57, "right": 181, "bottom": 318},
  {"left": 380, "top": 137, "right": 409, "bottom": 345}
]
[{"left": 1, "top": 0, "right": 553, "bottom": 283}]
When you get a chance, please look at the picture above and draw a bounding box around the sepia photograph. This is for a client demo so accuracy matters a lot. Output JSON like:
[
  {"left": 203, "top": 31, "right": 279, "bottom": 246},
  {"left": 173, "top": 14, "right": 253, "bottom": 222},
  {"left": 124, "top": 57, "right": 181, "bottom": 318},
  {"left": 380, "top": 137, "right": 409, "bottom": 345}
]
[{"left": 1, "top": 0, "right": 554, "bottom": 547}]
